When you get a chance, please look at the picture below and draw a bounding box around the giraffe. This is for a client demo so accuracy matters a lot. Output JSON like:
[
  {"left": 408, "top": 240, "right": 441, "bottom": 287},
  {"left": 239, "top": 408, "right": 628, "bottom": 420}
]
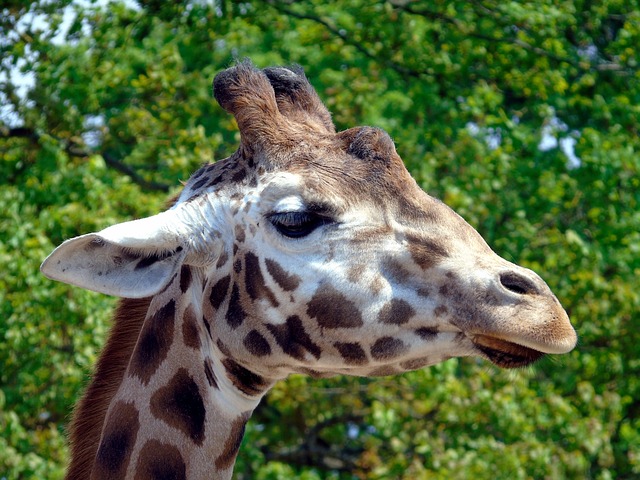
[{"left": 41, "top": 61, "right": 577, "bottom": 480}]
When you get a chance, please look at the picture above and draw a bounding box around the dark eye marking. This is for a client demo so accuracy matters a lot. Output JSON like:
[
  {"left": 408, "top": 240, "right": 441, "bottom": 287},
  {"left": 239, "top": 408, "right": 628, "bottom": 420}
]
[{"left": 268, "top": 211, "right": 332, "bottom": 239}]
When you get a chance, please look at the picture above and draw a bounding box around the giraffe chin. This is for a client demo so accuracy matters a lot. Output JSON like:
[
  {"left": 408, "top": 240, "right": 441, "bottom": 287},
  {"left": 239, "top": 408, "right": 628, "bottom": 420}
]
[{"left": 472, "top": 335, "right": 545, "bottom": 369}]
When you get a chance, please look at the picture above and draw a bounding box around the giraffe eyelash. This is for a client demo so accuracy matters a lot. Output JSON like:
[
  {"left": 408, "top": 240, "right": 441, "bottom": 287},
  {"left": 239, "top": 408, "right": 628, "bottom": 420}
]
[{"left": 268, "top": 211, "right": 333, "bottom": 239}]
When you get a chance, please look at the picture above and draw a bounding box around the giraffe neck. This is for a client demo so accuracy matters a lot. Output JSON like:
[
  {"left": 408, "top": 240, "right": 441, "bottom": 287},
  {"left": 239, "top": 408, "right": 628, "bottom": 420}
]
[{"left": 90, "top": 268, "right": 270, "bottom": 480}]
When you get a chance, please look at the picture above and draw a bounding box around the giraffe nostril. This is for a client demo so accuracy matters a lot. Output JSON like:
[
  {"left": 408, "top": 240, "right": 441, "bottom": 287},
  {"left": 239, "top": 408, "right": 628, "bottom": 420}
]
[{"left": 499, "top": 271, "right": 539, "bottom": 296}]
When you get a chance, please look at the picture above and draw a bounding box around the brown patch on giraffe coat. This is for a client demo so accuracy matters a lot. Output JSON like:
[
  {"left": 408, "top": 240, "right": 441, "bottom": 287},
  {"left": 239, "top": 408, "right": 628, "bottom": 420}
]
[
  {"left": 378, "top": 298, "right": 415, "bottom": 325},
  {"left": 381, "top": 257, "right": 413, "bottom": 284},
  {"left": 438, "top": 271, "right": 461, "bottom": 298},
  {"left": 150, "top": 368, "right": 206, "bottom": 445},
  {"left": 190, "top": 165, "right": 207, "bottom": 181},
  {"left": 439, "top": 284, "right": 451, "bottom": 297},
  {"left": 182, "top": 305, "right": 201, "bottom": 350},
  {"left": 405, "top": 233, "right": 450, "bottom": 270},
  {"left": 202, "top": 315, "right": 213, "bottom": 339},
  {"left": 230, "top": 166, "right": 247, "bottom": 184},
  {"left": 226, "top": 284, "right": 247, "bottom": 329},
  {"left": 348, "top": 225, "right": 394, "bottom": 248},
  {"left": 296, "top": 367, "right": 334, "bottom": 378},
  {"left": 417, "top": 287, "right": 431, "bottom": 297},
  {"left": 333, "top": 342, "right": 368, "bottom": 365},
  {"left": 209, "top": 275, "right": 231, "bottom": 310},
  {"left": 265, "top": 258, "right": 301, "bottom": 291},
  {"left": 396, "top": 197, "right": 444, "bottom": 225},
  {"left": 207, "top": 173, "right": 224, "bottom": 188},
  {"left": 216, "top": 250, "right": 230, "bottom": 269},
  {"left": 367, "top": 365, "right": 399, "bottom": 377},
  {"left": 235, "top": 225, "right": 246, "bottom": 243},
  {"left": 370, "top": 336, "right": 408, "bottom": 361},
  {"left": 266, "top": 315, "right": 321, "bottom": 360},
  {"left": 307, "top": 284, "right": 363, "bottom": 328},
  {"left": 346, "top": 263, "right": 366, "bottom": 283},
  {"left": 434, "top": 305, "right": 448, "bottom": 317},
  {"left": 400, "top": 357, "right": 432, "bottom": 371},
  {"left": 92, "top": 401, "right": 139, "bottom": 479},
  {"left": 204, "top": 358, "right": 219, "bottom": 389},
  {"left": 415, "top": 327, "right": 439, "bottom": 340},
  {"left": 294, "top": 366, "right": 318, "bottom": 377},
  {"left": 370, "top": 274, "right": 385, "bottom": 295},
  {"left": 243, "top": 329, "right": 272, "bottom": 357},
  {"left": 214, "top": 412, "right": 251, "bottom": 471},
  {"left": 130, "top": 299, "right": 176, "bottom": 385},
  {"left": 134, "top": 440, "right": 186, "bottom": 480},
  {"left": 179, "top": 265, "right": 191, "bottom": 293},
  {"left": 222, "top": 358, "right": 268, "bottom": 396},
  {"left": 191, "top": 176, "right": 209, "bottom": 191},
  {"left": 245, "top": 252, "right": 279, "bottom": 307},
  {"left": 217, "top": 339, "right": 232, "bottom": 357}
]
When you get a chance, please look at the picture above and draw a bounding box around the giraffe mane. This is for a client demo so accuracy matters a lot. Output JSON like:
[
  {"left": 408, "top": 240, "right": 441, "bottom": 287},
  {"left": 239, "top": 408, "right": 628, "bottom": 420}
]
[{"left": 65, "top": 297, "right": 151, "bottom": 479}]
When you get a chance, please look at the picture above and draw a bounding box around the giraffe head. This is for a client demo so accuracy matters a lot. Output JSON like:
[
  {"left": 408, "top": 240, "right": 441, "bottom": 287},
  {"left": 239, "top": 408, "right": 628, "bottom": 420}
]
[{"left": 42, "top": 62, "right": 576, "bottom": 387}]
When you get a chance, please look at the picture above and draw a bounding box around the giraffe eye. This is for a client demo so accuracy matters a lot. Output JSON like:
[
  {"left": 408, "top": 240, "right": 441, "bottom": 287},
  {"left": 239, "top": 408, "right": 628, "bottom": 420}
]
[{"left": 269, "top": 211, "right": 329, "bottom": 239}]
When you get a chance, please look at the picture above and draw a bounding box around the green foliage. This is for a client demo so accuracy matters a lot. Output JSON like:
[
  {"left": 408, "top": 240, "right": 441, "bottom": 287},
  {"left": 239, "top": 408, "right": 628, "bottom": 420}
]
[{"left": 1, "top": 1, "right": 638, "bottom": 478}]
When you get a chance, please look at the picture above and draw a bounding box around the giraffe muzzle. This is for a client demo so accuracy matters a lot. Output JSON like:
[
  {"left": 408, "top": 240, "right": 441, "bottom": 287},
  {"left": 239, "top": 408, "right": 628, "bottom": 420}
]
[
  {"left": 447, "top": 263, "right": 577, "bottom": 364},
  {"left": 471, "top": 334, "right": 546, "bottom": 369}
]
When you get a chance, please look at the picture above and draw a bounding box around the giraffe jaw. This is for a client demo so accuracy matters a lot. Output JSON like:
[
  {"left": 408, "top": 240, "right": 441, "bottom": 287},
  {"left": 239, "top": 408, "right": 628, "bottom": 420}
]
[{"left": 471, "top": 335, "right": 545, "bottom": 369}]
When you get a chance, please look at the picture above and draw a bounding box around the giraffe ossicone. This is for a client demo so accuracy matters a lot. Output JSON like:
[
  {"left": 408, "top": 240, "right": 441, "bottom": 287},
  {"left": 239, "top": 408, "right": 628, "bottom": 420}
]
[{"left": 42, "top": 60, "right": 577, "bottom": 480}]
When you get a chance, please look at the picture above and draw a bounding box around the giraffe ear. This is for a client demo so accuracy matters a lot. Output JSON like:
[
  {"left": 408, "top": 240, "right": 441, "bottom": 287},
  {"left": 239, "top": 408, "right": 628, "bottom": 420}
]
[{"left": 41, "top": 212, "right": 188, "bottom": 298}]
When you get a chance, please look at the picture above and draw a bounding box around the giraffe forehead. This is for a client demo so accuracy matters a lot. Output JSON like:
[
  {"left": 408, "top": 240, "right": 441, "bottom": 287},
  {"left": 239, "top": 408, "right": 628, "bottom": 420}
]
[
  {"left": 237, "top": 171, "right": 347, "bottom": 218},
  {"left": 256, "top": 173, "right": 306, "bottom": 212},
  {"left": 182, "top": 142, "right": 427, "bottom": 228}
]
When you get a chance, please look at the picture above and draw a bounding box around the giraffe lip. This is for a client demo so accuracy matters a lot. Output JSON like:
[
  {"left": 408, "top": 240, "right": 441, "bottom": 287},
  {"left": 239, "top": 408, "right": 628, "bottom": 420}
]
[{"left": 472, "top": 334, "right": 545, "bottom": 369}]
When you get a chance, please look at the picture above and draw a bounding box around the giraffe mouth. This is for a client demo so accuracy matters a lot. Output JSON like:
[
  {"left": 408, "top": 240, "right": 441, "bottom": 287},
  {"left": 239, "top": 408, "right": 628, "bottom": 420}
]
[{"left": 472, "top": 335, "right": 545, "bottom": 369}]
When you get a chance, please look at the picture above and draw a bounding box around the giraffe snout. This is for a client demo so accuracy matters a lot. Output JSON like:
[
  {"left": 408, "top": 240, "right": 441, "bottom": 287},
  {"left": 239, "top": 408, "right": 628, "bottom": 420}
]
[
  {"left": 449, "top": 262, "right": 577, "bottom": 367},
  {"left": 483, "top": 265, "right": 578, "bottom": 356}
]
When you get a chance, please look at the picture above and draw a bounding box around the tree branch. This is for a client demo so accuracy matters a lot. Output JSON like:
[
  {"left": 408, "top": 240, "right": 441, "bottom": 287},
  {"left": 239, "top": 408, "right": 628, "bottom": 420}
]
[
  {"left": 392, "top": 0, "right": 633, "bottom": 75},
  {"left": 99, "top": 151, "right": 171, "bottom": 192},
  {"left": 263, "top": 0, "right": 635, "bottom": 88},
  {"left": 262, "top": 413, "right": 364, "bottom": 471},
  {"left": 2, "top": 127, "right": 39, "bottom": 141},
  {"left": 262, "top": 0, "right": 422, "bottom": 79},
  {"left": 1, "top": 127, "right": 171, "bottom": 193},
  {"left": 466, "top": 0, "right": 634, "bottom": 74}
]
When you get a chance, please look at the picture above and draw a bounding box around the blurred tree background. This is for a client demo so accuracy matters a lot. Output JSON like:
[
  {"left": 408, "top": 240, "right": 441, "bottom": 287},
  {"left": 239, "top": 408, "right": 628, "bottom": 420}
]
[{"left": 1, "top": 1, "right": 639, "bottom": 478}]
